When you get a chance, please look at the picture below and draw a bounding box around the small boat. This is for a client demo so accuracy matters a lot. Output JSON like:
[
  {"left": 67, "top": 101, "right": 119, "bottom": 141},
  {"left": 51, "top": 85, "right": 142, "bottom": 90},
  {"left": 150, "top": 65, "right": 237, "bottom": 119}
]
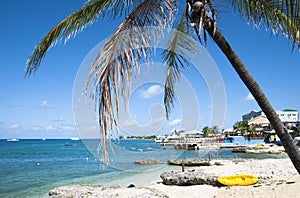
[
  {"left": 217, "top": 174, "right": 258, "bottom": 186},
  {"left": 186, "top": 143, "right": 198, "bottom": 150},
  {"left": 64, "top": 143, "right": 73, "bottom": 146},
  {"left": 7, "top": 138, "right": 19, "bottom": 142},
  {"left": 70, "top": 137, "right": 80, "bottom": 141},
  {"left": 196, "top": 145, "right": 219, "bottom": 150},
  {"left": 154, "top": 135, "right": 166, "bottom": 143}
]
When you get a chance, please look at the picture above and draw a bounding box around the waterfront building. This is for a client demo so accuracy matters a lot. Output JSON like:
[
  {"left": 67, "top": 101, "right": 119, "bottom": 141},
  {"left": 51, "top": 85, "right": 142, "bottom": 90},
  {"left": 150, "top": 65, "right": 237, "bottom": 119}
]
[
  {"left": 277, "top": 109, "right": 298, "bottom": 122},
  {"left": 242, "top": 110, "right": 264, "bottom": 121},
  {"left": 243, "top": 109, "right": 299, "bottom": 131}
]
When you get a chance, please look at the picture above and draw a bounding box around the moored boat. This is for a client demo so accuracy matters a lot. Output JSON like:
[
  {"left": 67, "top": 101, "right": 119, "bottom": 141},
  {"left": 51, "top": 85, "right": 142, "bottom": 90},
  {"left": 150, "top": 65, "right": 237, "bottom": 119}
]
[{"left": 6, "top": 138, "right": 19, "bottom": 142}]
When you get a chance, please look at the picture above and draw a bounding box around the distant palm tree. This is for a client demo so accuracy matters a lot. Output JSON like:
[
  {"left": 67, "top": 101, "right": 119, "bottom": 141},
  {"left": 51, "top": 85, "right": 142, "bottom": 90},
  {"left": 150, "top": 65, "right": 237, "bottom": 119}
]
[
  {"left": 233, "top": 121, "right": 249, "bottom": 135},
  {"left": 25, "top": 0, "right": 300, "bottom": 173},
  {"left": 202, "top": 126, "right": 211, "bottom": 137}
]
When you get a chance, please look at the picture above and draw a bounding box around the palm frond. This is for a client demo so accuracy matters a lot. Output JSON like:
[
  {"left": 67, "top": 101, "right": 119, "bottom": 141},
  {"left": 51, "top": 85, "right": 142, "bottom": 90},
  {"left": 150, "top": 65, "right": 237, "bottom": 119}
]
[
  {"left": 104, "top": 0, "right": 144, "bottom": 19},
  {"left": 25, "top": 0, "right": 145, "bottom": 77},
  {"left": 231, "top": 0, "right": 300, "bottom": 50},
  {"left": 86, "top": 0, "right": 176, "bottom": 164},
  {"left": 25, "top": 0, "right": 113, "bottom": 77},
  {"left": 162, "top": 5, "right": 199, "bottom": 119}
]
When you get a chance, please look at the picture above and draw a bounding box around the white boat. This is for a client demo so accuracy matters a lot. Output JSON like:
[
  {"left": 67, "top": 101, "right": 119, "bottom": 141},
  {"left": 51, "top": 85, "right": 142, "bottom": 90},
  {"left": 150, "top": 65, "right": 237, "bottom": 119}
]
[
  {"left": 154, "top": 135, "right": 166, "bottom": 143},
  {"left": 196, "top": 144, "right": 220, "bottom": 150},
  {"left": 7, "top": 138, "right": 19, "bottom": 142},
  {"left": 70, "top": 137, "right": 80, "bottom": 141}
]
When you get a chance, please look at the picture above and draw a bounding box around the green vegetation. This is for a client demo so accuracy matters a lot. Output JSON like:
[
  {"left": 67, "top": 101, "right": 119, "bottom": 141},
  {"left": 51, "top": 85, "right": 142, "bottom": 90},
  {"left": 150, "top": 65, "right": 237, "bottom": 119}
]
[{"left": 202, "top": 126, "right": 219, "bottom": 137}]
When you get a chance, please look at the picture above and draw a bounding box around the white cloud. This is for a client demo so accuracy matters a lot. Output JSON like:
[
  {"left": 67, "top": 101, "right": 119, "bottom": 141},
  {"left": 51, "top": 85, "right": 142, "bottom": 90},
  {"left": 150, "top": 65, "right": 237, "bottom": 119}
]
[
  {"left": 7, "top": 102, "right": 22, "bottom": 108},
  {"left": 243, "top": 92, "right": 255, "bottom": 101},
  {"left": 139, "top": 85, "right": 163, "bottom": 99},
  {"left": 40, "top": 100, "right": 56, "bottom": 109},
  {"left": 44, "top": 125, "right": 58, "bottom": 131},
  {"left": 120, "top": 118, "right": 138, "bottom": 127},
  {"left": 60, "top": 125, "right": 76, "bottom": 131},
  {"left": 32, "top": 124, "right": 76, "bottom": 132},
  {"left": 169, "top": 119, "right": 182, "bottom": 126},
  {"left": 52, "top": 117, "right": 66, "bottom": 122},
  {"left": 32, "top": 125, "right": 43, "bottom": 131},
  {"left": 119, "top": 116, "right": 165, "bottom": 128},
  {"left": 9, "top": 124, "right": 21, "bottom": 129},
  {"left": 153, "top": 116, "right": 165, "bottom": 124}
]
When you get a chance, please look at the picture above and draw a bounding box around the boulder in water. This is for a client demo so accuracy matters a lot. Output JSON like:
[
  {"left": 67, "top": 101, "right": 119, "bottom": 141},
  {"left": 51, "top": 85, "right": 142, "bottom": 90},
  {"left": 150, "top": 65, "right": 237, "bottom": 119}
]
[{"left": 134, "top": 159, "right": 163, "bottom": 164}]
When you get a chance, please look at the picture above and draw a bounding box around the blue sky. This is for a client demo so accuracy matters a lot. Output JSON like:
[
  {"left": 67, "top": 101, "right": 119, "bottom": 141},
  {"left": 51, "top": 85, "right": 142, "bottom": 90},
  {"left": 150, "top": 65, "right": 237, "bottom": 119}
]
[{"left": 0, "top": 1, "right": 299, "bottom": 139}]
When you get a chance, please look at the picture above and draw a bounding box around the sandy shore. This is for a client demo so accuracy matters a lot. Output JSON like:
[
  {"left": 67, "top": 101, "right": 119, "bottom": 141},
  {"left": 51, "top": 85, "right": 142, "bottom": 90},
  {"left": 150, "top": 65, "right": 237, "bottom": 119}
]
[{"left": 49, "top": 158, "right": 299, "bottom": 198}]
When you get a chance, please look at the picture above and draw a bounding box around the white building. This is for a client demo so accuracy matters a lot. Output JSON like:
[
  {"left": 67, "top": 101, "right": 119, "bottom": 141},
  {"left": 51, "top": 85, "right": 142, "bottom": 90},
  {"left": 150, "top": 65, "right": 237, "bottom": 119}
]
[
  {"left": 277, "top": 110, "right": 298, "bottom": 123},
  {"left": 243, "top": 109, "right": 299, "bottom": 123},
  {"left": 242, "top": 109, "right": 299, "bottom": 132}
]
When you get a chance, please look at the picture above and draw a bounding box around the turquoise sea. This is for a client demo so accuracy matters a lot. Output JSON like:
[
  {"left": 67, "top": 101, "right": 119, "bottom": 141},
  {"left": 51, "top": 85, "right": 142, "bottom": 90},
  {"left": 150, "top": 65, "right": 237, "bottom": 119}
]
[{"left": 0, "top": 139, "right": 287, "bottom": 197}]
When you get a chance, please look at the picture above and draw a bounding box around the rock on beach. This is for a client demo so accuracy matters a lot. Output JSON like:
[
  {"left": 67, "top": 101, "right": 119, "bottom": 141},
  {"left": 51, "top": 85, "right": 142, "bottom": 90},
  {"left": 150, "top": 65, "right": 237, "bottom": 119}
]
[
  {"left": 134, "top": 159, "right": 163, "bottom": 164},
  {"left": 160, "top": 171, "right": 219, "bottom": 186},
  {"left": 49, "top": 184, "right": 168, "bottom": 198},
  {"left": 167, "top": 158, "right": 211, "bottom": 166},
  {"left": 232, "top": 143, "right": 285, "bottom": 154}
]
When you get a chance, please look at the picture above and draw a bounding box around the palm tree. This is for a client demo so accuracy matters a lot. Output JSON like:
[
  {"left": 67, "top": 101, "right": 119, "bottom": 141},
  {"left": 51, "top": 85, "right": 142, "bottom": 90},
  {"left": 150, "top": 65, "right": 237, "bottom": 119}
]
[
  {"left": 202, "top": 126, "right": 219, "bottom": 137},
  {"left": 233, "top": 121, "right": 249, "bottom": 135},
  {"left": 191, "top": 0, "right": 300, "bottom": 174},
  {"left": 25, "top": 0, "right": 300, "bottom": 173}
]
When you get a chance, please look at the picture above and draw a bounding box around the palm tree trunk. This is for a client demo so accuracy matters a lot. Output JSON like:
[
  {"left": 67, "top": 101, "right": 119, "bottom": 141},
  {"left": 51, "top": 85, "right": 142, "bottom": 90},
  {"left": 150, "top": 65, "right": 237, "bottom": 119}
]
[{"left": 204, "top": 19, "right": 300, "bottom": 174}]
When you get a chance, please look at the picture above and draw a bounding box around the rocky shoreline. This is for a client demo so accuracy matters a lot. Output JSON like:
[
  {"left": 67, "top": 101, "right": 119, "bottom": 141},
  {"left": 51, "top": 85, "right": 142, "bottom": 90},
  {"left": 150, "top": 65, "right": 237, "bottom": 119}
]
[
  {"left": 49, "top": 185, "right": 168, "bottom": 198},
  {"left": 232, "top": 143, "right": 285, "bottom": 154},
  {"left": 167, "top": 158, "right": 212, "bottom": 166},
  {"left": 134, "top": 159, "right": 163, "bottom": 164},
  {"left": 48, "top": 158, "right": 299, "bottom": 198}
]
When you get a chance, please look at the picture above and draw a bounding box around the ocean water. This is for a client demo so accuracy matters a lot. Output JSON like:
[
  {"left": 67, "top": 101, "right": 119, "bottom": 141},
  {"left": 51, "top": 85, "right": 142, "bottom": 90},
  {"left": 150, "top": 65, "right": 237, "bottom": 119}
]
[{"left": 0, "top": 139, "right": 287, "bottom": 198}]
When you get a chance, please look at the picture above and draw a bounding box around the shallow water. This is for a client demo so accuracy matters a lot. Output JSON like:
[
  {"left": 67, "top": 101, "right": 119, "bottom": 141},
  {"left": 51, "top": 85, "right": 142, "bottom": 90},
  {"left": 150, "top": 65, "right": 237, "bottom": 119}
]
[{"left": 0, "top": 139, "right": 286, "bottom": 197}]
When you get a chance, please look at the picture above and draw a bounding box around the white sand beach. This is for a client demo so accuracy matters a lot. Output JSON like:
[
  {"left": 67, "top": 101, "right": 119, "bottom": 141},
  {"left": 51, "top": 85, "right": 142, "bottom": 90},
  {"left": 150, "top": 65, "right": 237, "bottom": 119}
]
[{"left": 49, "top": 158, "right": 299, "bottom": 198}]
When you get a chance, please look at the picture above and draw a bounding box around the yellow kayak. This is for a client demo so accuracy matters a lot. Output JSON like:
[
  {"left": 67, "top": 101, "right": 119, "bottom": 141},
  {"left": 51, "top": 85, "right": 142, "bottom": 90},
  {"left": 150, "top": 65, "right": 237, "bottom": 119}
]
[
  {"left": 255, "top": 143, "right": 264, "bottom": 147},
  {"left": 217, "top": 174, "right": 258, "bottom": 186}
]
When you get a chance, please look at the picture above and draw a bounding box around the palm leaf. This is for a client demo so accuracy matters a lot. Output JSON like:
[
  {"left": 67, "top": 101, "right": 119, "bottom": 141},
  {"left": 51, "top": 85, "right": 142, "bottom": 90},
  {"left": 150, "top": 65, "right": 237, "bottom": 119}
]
[
  {"left": 25, "top": 0, "right": 113, "bottom": 76},
  {"left": 162, "top": 5, "right": 199, "bottom": 119},
  {"left": 86, "top": 0, "right": 176, "bottom": 164},
  {"left": 104, "top": 0, "right": 144, "bottom": 18},
  {"left": 231, "top": 0, "right": 300, "bottom": 50},
  {"left": 25, "top": 0, "right": 146, "bottom": 77}
]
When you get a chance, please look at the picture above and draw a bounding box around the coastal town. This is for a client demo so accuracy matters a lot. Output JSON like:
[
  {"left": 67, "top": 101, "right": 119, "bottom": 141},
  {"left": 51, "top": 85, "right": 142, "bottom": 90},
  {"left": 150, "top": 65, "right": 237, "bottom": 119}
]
[{"left": 120, "top": 109, "right": 300, "bottom": 154}]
